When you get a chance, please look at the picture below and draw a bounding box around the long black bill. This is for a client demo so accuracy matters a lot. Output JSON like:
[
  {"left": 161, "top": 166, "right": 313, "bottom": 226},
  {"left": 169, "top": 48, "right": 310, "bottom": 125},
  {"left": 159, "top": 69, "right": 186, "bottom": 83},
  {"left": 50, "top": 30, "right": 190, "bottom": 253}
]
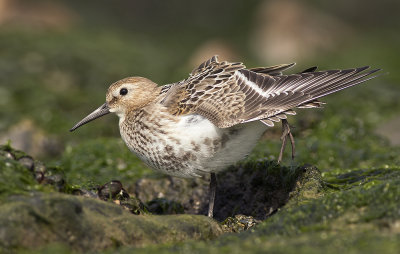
[{"left": 70, "top": 103, "right": 110, "bottom": 132}]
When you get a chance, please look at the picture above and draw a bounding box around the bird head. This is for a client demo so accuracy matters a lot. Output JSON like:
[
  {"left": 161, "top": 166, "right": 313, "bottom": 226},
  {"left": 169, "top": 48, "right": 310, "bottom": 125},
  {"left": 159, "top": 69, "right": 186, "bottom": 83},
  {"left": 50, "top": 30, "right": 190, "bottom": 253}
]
[{"left": 70, "top": 77, "right": 158, "bottom": 132}]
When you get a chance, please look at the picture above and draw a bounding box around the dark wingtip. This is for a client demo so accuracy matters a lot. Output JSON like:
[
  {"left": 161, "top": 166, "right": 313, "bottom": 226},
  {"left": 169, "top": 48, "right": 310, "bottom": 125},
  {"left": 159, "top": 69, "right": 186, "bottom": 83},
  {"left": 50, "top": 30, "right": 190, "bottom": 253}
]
[
  {"left": 356, "top": 66, "right": 371, "bottom": 72},
  {"left": 300, "top": 66, "right": 318, "bottom": 73},
  {"left": 360, "top": 67, "right": 382, "bottom": 77}
]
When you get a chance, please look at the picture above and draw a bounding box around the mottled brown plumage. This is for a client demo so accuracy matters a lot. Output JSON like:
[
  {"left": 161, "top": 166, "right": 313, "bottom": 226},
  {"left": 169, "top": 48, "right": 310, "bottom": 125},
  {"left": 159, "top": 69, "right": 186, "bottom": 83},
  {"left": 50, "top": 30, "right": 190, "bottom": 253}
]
[
  {"left": 160, "top": 56, "right": 379, "bottom": 128},
  {"left": 70, "top": 55, "right": 380, "bottom": 218}
]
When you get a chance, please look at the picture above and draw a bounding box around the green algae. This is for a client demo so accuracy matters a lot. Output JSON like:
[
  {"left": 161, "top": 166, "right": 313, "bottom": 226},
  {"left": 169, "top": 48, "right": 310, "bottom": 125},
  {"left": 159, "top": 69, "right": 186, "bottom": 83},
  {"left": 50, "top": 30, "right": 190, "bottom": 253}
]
[
  {"left": 0, "top": 144, "right": 58, "bottom": 200},
  {"left": 2, "top": 144, "right": 400, "bottom": 254},
  {"left": 4, "top": 140, "right": 399, "bottom": 254},
  {"left": 59, "top": 138, "right": 156, "bottom": 188},
  {"left": 0, "top": 144, "right": 224, "bottom": 253},
  {"left": 323, "top": 167, "right": 400, "bottom": 190},
  {"left": 257, "top": 172, "right": 400, "bottom": 235},
  {"left": 117, "top": 231, "right": 400, "bottom": 254},
  {"left": 0, "top": 193, "right": 222, "bottom": 254},
  {"left": 94, "top": 166, "right": 400, "bottom": 254}
]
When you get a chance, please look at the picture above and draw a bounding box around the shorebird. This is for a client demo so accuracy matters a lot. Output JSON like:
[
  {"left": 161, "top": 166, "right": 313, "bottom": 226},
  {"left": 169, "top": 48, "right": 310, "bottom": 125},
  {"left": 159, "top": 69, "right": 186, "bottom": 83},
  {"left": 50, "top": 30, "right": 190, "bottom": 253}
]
[{"left": 70, "top": 56, "right": 380, "bottom": 218}]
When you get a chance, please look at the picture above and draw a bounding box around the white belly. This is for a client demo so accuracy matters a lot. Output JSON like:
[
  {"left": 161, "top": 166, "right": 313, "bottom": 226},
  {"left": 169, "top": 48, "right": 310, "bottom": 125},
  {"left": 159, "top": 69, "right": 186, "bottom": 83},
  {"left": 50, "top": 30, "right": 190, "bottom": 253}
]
[{"left": 120, "top": 113, "right": 268, "bottom": 178}]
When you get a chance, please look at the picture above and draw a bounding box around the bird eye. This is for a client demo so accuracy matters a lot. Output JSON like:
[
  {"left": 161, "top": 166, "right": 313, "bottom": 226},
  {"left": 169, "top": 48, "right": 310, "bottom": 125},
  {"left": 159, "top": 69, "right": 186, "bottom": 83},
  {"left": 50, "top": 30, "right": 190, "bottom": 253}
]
[{"left": 120, "top": 88, "right": 128, "bottom": 96}]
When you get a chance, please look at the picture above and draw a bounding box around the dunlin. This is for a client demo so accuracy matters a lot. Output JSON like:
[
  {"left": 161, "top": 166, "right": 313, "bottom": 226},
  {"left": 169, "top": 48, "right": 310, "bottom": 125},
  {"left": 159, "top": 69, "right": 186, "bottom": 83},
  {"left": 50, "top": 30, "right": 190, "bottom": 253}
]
[{"left": 70, "top": 56, "right": 380, "bottom": 217}]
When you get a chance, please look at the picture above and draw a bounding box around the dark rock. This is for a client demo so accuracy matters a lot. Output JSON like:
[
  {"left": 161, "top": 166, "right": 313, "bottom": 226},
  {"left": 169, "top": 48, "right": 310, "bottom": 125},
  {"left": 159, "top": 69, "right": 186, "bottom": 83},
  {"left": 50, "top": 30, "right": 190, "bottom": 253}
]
[
  {"left": 98, "top": 180, "right": 124, "bottom": 200},
  {"left": 34, "top": 171, "right": 44, "bottom": 183},
  {"left": 41, "top": 168, "right": 66, "bottom": 191},
  {"left": 72, "top": 180, "right": 147, "bottom": 215},
  {"left": 17, "top": 156, "right": 35, "bottom": 171},
  {"left": 33, "top": 161, "right": 47, "bottom": 183},
  {"left": 0, "top": 145, "right": 48, "bottom": 199},
  {"left": 33, "top": 161, "right": 46, "bottom": 173},
  {"left": 0, "top": 150, "right": 15, "bottom": 160}
]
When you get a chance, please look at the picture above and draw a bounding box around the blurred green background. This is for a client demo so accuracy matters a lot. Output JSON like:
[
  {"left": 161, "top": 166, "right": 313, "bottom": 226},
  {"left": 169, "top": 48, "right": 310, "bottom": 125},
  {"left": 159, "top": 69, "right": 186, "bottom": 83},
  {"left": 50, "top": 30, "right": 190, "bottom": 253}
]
[{"left": 0, "top": 0, "right": 399, "bottom": 175}]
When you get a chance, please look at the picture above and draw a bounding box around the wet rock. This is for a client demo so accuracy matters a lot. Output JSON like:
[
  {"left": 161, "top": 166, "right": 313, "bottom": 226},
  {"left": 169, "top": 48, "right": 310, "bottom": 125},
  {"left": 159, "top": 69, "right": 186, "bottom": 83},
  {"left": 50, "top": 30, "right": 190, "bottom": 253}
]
[
  {"left": 0, "top": 149, "right": 15, "bottom": 160},
  {"left": 98, "top": 180, "right": 124, "bottom": 200},
  {"left": 97, "top": 180, "right": 147, "bottom": 214},
  {"left": 0, "top": 193, "right": 223, "bottom": 253},
  {"left": 33, "top": 161, "right": 47, "bottom": 183},
  {"left": 33, "top": 161, "right": 46, "bottom": 174},
  {"left": 41, "top": 167, "right": 66, "bottom": 191},
  {"left": 0, "top": 144, "right": 67, "bottom": 196},
  {"left": 72, "top": 180, "right": 147, "bottom": 215},
  {"left": 221, "top": 214, "right": 262, "bottom": 233},
  {"left": 17, "top": 155, "right": 34, "bottom": 171},
  {"left": 0, "top": 145, "right": 44, "bottom": 198}
]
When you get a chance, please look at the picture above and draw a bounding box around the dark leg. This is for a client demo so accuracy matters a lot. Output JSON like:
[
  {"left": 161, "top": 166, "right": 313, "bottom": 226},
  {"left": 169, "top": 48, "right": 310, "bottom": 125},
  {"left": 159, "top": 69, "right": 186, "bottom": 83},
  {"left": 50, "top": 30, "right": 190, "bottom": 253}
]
[
  {"left": 208, "top": 173, "right": 217, "bottom": 218},
  {"left": 278, "top": 119, "right": 295, "bottom": 163}
]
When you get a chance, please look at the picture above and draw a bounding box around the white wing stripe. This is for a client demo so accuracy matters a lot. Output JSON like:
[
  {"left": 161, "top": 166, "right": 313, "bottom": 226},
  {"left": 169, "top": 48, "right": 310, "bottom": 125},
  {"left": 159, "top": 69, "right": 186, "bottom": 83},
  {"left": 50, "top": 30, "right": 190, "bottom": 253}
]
[{"left": 235, "top": 71, "right": 271, "bottom": 99}]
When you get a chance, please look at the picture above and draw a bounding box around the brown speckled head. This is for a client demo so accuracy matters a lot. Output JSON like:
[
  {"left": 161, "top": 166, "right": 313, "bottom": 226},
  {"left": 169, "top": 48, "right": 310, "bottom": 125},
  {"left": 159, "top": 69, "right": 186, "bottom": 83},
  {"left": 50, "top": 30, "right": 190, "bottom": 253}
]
[
  {"left": 106, "top": 77, "right": 160, "bottom": 117},
  {"left": 70, "top": 77, "right": 160, "bottom": 131}
]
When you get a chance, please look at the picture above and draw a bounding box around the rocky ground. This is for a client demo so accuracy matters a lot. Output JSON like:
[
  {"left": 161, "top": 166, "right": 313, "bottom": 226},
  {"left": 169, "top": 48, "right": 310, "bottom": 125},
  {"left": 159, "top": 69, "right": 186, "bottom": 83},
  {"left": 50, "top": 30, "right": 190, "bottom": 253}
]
[{"left": 0, "top": 142, "right": 399, "bottom": 253}]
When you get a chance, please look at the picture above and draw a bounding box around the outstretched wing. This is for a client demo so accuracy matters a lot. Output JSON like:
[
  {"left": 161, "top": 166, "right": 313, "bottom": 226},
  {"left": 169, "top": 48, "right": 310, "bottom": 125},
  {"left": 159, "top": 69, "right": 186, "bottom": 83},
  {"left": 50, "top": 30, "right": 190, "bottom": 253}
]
[{"left": 160, "top": 56, "right": 380, "bottom": 128}]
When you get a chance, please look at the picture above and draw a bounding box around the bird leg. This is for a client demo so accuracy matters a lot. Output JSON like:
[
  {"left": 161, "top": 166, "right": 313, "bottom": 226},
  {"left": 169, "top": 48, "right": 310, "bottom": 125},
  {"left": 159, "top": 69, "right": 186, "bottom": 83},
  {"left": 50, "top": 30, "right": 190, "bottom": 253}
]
[
  {"left": 278, "top": 119, "right": 295, "bottom": 163},
  {"left": 208, "top": 172, "right": 217, "bottom": 218}
]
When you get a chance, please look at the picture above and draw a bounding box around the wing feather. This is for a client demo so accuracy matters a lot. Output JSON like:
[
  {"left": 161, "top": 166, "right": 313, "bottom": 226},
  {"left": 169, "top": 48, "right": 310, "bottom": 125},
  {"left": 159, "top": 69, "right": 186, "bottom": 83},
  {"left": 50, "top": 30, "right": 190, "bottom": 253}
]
[{"left": 159, "top": 55, "right": 380, "bottom": 128}]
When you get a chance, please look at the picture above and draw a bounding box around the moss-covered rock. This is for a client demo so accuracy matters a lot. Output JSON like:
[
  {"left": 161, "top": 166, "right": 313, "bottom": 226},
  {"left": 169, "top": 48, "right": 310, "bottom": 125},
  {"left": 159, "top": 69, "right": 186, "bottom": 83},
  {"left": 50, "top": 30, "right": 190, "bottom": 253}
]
[
  {"left": 2, "top": 140, "right": 400, "bottom": 254},
  {"left": 60, "top": 138, "right": 155, "bottom": 187},
  {"left": 96, "top": 166, "right": 400, "bottom": 254},
  {"left": 0, "top": 144, "right": 224, "bottom": 253},
  {"left": 0, "top": 193, "right": 222, "bottom": 253},
  {"left": 0, "top": 144, "right": 62, "bottom": 199}
]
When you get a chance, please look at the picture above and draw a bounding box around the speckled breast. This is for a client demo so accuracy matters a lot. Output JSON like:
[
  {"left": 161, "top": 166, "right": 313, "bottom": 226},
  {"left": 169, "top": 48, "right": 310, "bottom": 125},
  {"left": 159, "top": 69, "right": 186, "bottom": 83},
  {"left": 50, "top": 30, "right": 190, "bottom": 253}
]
[{"left": 119, "top": 107, "right": 268, "bottom": 178}]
